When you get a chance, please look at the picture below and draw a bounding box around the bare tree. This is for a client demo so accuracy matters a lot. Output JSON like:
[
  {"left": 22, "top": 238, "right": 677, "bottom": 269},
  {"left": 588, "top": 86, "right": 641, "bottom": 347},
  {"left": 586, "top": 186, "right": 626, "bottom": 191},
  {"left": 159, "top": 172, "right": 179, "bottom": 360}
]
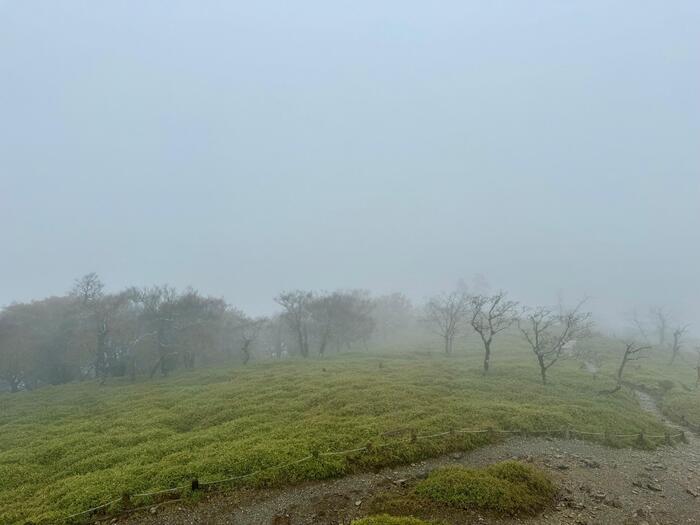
[
  {"left": 650, "top": 306, "right": 668, "bottom": 347},
  {"left": 275, "top": 290, "right": 313, "bottom": 357},
  {"left": 424, "top": 291, "right": 469, "bottom": 355},
  {"left": 519, "top": 300, "right": 592, "bottom": 385},
  {"left": 669, "top": 324, "right": 690, "bottom": 364},
  {"left": 239, "top": 317, "right": 266, "bottom": 364},
  {"left": 70, "top": 272, "right": 104, "bottom": 305},
  {"left": 70, "top": 274, "right": 130, "bottom": 382},
  {"left": 602, "top": 340, "right": 651, "bottom": 394},
  {"left": 468, "top": 291, "right": 518, "bottom": 373},
  {"left": 630, "top": 308, "right": 650, "bottom": 342}
]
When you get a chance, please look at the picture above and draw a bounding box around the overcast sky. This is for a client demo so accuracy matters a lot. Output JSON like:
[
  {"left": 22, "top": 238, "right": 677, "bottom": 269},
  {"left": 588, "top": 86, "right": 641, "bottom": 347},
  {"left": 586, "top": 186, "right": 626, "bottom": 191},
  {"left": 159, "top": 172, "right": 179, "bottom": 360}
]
[{"left": 1, "top": 1, "right": 698, "bottom": 327}]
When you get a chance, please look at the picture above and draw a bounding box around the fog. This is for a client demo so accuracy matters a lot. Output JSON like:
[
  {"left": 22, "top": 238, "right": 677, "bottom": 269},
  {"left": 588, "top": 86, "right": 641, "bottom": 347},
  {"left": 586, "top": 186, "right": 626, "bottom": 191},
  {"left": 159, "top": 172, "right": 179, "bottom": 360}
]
[{"left": 2, "top": 1, "right": 699, "bottom": 328}]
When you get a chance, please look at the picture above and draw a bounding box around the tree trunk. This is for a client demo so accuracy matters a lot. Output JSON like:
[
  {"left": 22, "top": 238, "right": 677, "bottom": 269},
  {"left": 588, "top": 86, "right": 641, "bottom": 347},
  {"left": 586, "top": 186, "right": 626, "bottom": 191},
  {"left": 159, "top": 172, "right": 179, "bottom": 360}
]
[
  {"left": 297, "top": 326, "right": 308, "bottom": 357},
  {"left": 483, "top": 339, "right": 491, "bottom": 373},
  {"left": 318, "top": 328, "right": 329, "bottom": 357},
  {"left": 241, "top": 339, "right": 251, "bottom": 364},
  {"left": 616, "top": 354, "right": 628, "bottom": 383},
  {"left": 537, "top": 356, "right": 547, "bottom": 385},
  {"left": 669, "top": 338, "right": 679, "bottom": 364},
  {"left": 149, "top": 356, "right": 163, "bottom": 378},
  {"left": 444, "top": 335, "right": 451, "bottom": 355}
]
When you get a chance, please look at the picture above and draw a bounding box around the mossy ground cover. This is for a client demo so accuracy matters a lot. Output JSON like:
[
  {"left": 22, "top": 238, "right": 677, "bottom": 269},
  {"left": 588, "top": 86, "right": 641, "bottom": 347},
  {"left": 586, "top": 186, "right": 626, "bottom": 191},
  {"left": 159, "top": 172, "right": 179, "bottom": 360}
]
[
  {"left": 415, "top": 461, "right": 555, "bottom": 515},
  {"left": 571, "top": 334, "right": 700, "bottom": 428},
  {"left": 0, "top": 334, "right": 671, "bottom": 524},
  {"left": 623, "top": 352, "right": 700, "bottom": 428}
]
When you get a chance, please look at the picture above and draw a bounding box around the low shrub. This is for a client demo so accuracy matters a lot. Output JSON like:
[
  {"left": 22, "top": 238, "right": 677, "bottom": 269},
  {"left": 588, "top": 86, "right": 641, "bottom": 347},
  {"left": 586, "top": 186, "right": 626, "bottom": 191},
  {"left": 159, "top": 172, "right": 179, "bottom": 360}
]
[{"left": 415, "top": 461, "right": 555, "bottom": 515}]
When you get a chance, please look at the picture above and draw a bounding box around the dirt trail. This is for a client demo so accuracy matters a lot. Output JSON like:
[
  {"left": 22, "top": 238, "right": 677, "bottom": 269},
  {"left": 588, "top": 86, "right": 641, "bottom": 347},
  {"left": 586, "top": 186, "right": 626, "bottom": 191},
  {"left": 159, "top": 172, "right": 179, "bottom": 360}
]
[{"left": 119, "top": 392, "right": 700, "bottom": 525}]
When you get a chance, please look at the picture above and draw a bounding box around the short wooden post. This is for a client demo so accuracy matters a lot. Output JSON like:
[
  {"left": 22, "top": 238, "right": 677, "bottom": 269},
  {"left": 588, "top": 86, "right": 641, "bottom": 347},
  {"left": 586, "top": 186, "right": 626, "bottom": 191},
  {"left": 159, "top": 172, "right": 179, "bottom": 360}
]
[
  {"left": 604, "top": 429, "right": 612, "bottom": 446},
  {"left": 121, "top": 491, "right": 132, "bottom": 509},
  {"left": 665, "top": 431, "right": 672, "bottom": 446},
  {"left": 680, "top": 431, "right": 688, "bottom": 444},
  {"left": 564, "top": 427, "right": 571, "bottom": 440},
  {"left": 191, "top": 478, "right": 199, "bottom": 491},
  {"left": 637, "top": 430, "right": 646, "bottom": 447},
  {"left": 410, "top": 430, "right": 417, "bottom": 443}
]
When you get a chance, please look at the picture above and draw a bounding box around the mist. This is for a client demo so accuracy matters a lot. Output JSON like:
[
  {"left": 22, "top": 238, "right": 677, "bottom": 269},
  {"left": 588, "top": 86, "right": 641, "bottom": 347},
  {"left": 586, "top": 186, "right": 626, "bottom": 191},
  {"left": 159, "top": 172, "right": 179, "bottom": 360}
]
[
  {"left": 4, "top": 4, "right": 700, "bottom": 523},
  {"left": 2, "top": 1, "right": 699, "bottom": 326}
]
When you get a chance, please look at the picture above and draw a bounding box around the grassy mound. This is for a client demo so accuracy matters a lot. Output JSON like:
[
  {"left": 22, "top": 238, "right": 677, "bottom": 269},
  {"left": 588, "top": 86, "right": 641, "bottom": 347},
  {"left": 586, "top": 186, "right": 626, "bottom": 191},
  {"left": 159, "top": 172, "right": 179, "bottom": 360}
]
[
  {"left": 415, "top": 461, "right": 556, "bottom": 515},
  {"left": 352, "top": 515, "right": 433, "bottom": 525},
  {"left": 0, "top": 335, "right": 670, "bottom": 524}
]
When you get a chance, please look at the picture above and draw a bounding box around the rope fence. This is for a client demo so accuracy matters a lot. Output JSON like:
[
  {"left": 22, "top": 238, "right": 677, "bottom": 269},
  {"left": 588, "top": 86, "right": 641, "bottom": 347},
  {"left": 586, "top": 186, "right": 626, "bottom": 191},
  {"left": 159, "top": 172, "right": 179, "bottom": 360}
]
[{"left": 62, "top": 423, "right": 691, "bottom": 524}]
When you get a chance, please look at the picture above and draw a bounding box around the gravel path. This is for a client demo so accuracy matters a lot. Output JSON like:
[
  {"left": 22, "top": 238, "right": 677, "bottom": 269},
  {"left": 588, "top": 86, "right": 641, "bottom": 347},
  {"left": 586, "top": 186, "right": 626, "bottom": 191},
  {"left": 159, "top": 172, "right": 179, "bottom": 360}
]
[{"left": 117, "top": 392, "right": 700, "bottom": 525}]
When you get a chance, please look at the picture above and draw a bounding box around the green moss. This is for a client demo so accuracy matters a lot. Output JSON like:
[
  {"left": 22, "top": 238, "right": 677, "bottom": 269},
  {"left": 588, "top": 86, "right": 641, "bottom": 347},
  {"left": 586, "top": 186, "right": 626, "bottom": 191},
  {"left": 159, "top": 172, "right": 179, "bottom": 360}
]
[
  {"left": 415, "top": 461, "right": 555, "bottom": 515},
  {"left": 352, "top": 515, "right": 432, "bottom": 525},
  {"left": 0, "top": 334, "right": 671, "bottom": 524}
]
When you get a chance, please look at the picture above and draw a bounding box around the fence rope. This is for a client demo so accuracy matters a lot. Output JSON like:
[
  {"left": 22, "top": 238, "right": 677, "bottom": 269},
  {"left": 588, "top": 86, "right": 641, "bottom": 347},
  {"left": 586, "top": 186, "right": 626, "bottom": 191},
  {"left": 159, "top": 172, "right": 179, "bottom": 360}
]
[
  {"left": 200, "top": 454, "right": 314, "bottom": 488},
  {"left": 63, "top": 499, "right": 121, "bottom": 521},
  {"left": 133, "top": 484, "right": 188, "bottom": 498},
  {"left": 62, "top": 423, "right": 693, "bottom": 523}
]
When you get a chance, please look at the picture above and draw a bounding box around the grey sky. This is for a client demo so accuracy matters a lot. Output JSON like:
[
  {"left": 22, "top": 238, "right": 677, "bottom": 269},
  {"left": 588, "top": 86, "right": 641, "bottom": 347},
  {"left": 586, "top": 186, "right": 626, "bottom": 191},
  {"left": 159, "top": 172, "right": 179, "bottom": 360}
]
[{"left": 1, "top": 1, "right": 698, "bottom": 327}]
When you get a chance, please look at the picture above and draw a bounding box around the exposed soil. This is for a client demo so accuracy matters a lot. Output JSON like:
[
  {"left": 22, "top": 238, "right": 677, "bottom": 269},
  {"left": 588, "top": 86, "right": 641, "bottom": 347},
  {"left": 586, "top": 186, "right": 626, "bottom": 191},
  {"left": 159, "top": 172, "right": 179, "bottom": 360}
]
[{"left": 117, "top": 392, "right": 700, "bottom": 525}]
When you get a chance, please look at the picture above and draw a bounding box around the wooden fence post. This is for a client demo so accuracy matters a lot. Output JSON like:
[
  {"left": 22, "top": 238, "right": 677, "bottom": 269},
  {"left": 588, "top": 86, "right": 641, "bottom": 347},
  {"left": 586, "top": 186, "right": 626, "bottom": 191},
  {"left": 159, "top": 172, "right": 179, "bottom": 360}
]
[
  {"left": 637, "top": 430, "right": 646, "bottom": 447},
  {"left": 121, "top": 492, "right": 132, "bottom": 509}
]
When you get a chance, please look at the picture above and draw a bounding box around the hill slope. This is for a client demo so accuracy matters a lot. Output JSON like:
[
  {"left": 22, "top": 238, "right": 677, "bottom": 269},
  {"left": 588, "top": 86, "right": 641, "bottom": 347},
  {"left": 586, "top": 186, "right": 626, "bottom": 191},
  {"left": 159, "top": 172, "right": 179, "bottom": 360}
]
[{"left": 0, "top": 337, "right": 671, "bottom": 524}]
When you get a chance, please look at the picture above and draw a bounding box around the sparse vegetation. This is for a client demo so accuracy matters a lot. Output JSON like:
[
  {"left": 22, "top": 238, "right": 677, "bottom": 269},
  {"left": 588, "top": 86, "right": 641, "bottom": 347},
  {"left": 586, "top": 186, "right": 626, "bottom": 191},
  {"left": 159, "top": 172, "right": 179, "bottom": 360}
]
[{"left": 415, "top": 461, "right": 555, "bottom": 515}]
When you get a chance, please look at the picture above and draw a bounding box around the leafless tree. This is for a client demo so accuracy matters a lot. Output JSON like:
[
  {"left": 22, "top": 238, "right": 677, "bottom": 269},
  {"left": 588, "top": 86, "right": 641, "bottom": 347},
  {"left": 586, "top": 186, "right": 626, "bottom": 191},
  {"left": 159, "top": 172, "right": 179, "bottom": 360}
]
[
  {"left": 601, "top": 340, "right": 651, "bottom": 394},
  {"left": 650, "top": 306, "right": 668, "bottom": 347},
  {"left": 239, "top": 317, "right": 266, "bottom": 365},
  {"left": 70, "top": 272, "right": 104, "bottom": 305},
  {"left": 70, "top": 274, "right": 130, "bottom": 381},
  {"left": 424, "top": 291, "right": 470, "bottom": 355},
  {"left": 519, "top": 300, "right": 592, "bottom": 385},
  {"left": 630, "top": 308, "right": 650, "bottom": 343},
  {"left": 275, "top": 290, "right": 313, "bottom": 357},
  {"left": 468, "top": 291, "right": 518, "bottom": 373},
  {"left": 669, "top": 324, "right": 690, "bottom": 364}
]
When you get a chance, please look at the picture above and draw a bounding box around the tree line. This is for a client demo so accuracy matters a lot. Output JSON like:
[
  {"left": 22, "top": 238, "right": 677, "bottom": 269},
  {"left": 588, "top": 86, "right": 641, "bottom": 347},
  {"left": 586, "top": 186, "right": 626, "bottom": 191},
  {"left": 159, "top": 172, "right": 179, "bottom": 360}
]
[
  {"left": 1, "top": 275, "right": 694, "bottom": 392},
  {"left": 0, "top": 275, "right": 415, "bottom": 392},
  {"left": 423, "top": 289, "right": 592, "bottom": 384},
  {"left": 423, "top": 289, "right": 695, "bottom": 386}
]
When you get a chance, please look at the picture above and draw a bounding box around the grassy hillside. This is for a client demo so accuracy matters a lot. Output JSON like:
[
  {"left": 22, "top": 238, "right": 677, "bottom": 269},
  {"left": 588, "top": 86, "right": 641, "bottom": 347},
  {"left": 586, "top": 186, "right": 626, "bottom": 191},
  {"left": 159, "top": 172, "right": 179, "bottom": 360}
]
[
  {"left": 624, "top": 351, "right": 700, "bottom": 428},
  {"left": 0, "top": 334, "right": 674, "bottom": 524}
]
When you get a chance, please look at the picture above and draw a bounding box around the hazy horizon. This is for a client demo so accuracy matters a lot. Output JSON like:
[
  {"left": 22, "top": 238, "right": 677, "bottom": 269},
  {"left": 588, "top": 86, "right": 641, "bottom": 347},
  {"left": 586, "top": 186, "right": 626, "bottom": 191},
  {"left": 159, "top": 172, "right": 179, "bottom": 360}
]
[{"left": 2, "top": 1, "right": 699, "bottom": 328}]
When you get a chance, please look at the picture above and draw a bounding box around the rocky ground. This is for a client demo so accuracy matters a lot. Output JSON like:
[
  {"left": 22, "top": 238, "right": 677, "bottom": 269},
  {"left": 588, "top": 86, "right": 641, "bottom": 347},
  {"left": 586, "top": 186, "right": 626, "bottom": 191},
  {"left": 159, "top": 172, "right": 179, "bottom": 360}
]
[{"left": 116, "top": 392, "right": 699, "bottom": 525}]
